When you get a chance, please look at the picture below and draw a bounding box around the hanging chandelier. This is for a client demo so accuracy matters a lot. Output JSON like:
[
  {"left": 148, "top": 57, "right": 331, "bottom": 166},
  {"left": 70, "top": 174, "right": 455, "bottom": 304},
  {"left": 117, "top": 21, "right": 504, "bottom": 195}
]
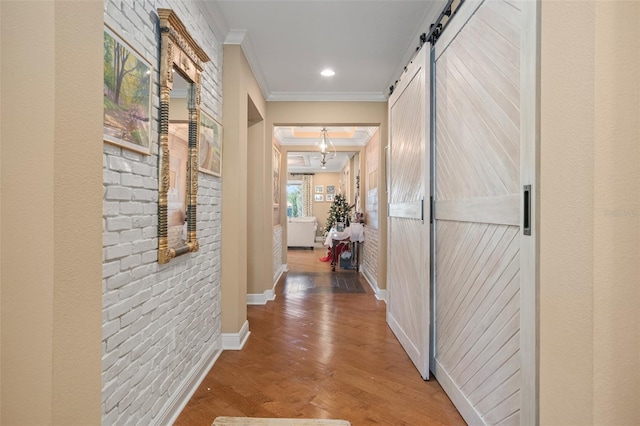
[{"left": 315, "top": 127, "right": 336, "bottom": 169}]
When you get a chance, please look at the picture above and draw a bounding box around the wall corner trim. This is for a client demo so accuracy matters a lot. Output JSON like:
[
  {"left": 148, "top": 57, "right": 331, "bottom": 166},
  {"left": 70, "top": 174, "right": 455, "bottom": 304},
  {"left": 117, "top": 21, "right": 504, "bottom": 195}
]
[
  {"left": 222, "top": 320, "right": 251, "bottom": 350},
  {"left": 153, "top": 342, "right": 222, "bottom": 426}
]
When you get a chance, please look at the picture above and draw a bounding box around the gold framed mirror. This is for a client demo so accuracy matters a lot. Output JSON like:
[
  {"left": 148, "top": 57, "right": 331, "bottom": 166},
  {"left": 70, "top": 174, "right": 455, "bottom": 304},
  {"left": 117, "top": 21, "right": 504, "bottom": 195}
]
[{"left": 157, "top": 9, "right": 210, "bottom": 264}]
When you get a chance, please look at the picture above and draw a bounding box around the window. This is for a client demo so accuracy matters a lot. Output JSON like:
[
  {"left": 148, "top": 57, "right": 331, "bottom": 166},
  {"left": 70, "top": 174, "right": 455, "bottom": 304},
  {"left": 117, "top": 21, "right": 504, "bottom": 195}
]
[{"left": 287, "top": 181, "right": 302, "bottom": 217}]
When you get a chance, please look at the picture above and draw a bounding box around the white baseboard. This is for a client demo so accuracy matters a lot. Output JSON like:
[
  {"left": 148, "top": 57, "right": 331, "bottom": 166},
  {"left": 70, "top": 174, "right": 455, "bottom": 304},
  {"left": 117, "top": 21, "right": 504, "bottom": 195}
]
[
  {"left": 246, "top": 290, "right": 275, "bottom": 305},
  {"left": 375, "top": 288, "right": 388, "bottom": 302},
  {"left": 222, "top": 320, "right": 251, "bottom": 350},
  {"left": 248, "top": 265, "right": 287, "bottom": 305},
  {"left": 433, "top": 358, "right": 484, "bottom": 425},
  {"left": 361, "top": 267, "right": 387, "bottom": 303},
  {"left": 154, "top": 340, "right": 222, "bottom": 426}
]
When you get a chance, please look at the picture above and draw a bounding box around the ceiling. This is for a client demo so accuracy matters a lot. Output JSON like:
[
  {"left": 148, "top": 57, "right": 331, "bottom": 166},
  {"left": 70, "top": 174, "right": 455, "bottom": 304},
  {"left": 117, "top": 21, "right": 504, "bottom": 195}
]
[
  {"left": 203, "top": 1, "right": 447, "bottom": 102},
  {"left": 278, "top": 126, "right": 376, "bottom": 173},
  {"left": 287, "top": 150, "right": 356, "bottom": 174},
  {"left": 200, "top": 1, "right": 446, "bottom": 172}
]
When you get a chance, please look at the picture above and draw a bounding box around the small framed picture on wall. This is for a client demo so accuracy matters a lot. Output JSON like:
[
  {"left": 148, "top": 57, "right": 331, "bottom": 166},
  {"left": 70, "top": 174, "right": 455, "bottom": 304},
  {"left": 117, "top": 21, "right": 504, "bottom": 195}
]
[
  {"left": 326, "top": 185, "right": 335, "bottom": 194},
  {"left": 326, "top": 194, "right": 334, "bottom": 202},
  {"left": 315, "top": 185, "right": 324, "bottom": 193},
  {"left": 314, "top": 194, "right": 324, "bottom": 202}
]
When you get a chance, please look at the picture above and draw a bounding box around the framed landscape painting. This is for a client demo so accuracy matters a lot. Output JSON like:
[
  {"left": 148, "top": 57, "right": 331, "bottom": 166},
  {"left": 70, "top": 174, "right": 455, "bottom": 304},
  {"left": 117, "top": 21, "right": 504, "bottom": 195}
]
[
  {"left": 103, "top": 26, "right": 152, "bottom": 154},
  {"left": 199, "top": 111, "right": 223, "bottom": 177},
  {"left": 273, "top": 147, "right": 281, "bottom": 206}
]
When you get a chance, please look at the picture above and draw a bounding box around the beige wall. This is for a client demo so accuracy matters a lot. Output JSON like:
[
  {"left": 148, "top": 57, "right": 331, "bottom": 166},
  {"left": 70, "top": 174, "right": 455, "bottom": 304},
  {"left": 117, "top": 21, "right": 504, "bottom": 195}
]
[
  {"left": 592, "top": 1, "right": 640, "bottom": 423},
  {"left": 247, "top": 118, "right": 269, "bottom": 296},
  {"left": 267, "top": 102, "right": 387, "bottom": 288},
  {"left": 0, "top": 1, "right": 103, "bottom": 423},
  {"left": 539, "top": 1, "right": 640, "bottom": 424},
  {"left": 222, "top": 44, "right": 268, "bottom": 332},
  {"left": 1, "top": 1, "right": 3, "bottom": 416},
  {"left": 311, "top": 172, "right": 341, "bottom": 234}
]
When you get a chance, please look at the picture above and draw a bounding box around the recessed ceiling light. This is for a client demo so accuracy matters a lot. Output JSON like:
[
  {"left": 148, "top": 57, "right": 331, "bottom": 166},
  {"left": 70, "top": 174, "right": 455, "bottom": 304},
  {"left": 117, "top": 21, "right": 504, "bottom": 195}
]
[{"left": 321, "top": 69, "right": 335, "bottom": 77}]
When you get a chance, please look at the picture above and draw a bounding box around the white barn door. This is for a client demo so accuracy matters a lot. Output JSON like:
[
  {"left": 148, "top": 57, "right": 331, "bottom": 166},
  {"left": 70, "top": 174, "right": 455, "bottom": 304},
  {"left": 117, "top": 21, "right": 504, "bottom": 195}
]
[
  {"left": 432, "top": 0, "right": 537, "bottom": 424},
  {"left": 387, "top": 47, "right": 431, "bottom": 379}
]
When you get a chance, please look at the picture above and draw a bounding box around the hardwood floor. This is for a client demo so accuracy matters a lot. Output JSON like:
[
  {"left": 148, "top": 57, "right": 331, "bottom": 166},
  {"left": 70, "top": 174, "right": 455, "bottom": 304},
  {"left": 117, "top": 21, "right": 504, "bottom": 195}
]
[{"left": 175, "top": 248, "right": 465, "bottom": 425}]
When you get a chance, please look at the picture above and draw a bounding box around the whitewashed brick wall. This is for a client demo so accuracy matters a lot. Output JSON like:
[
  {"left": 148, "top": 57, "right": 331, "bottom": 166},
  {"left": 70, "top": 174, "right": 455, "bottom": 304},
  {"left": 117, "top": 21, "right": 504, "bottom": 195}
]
[
  {"left": 362, "top": 225, "right": 379, "bottom": 288},
  {"left": 103, "top": 1, "right": 222, "bottom": 424},
  {"left": 273, "top": 225, "right": 283, "bottom": 283}
]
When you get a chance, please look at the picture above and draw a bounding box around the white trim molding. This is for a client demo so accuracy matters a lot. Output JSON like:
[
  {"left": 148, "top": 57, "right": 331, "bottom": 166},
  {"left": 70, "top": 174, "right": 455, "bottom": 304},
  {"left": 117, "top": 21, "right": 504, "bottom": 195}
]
[
  {"left": 361, "top": 269, "right": 387, "bottom": 303},
  {"left": 154, "top": 342, "right": 222, "bottom": 426},
  {"left": 268, "top": 91, "right": 387, "bottom": 102},
  {"left": 246, "top": 263, "right": 287, "bottom": 305},
  {"left": 247, "top": 288, "right": 277, "bottom": 306},
  {"left": 222, "top": 320, "right": 251, "bottom": 350},
  {"left": 224, "top": 29, "right": 271, "bottom": 101}
]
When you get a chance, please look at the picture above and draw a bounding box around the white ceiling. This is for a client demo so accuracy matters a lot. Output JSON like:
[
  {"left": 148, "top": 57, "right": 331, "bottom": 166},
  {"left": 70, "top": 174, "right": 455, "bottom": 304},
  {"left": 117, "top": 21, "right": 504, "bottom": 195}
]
[
  {"left": 204, "top": 1, "right": 447, "bottom": 102},
  {"left": 200, "top": 1, "right": 446, "bottom": 171}
]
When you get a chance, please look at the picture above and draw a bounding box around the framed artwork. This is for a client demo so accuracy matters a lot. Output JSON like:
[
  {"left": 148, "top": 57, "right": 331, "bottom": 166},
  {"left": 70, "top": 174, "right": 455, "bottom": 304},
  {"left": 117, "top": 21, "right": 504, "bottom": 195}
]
[
  {"left": 315, "top": 185, "right": 324, "bottom": 193},
  {"left": 326, "top": 185, "right": 335, "bottom": 194},
  {"left": 199, "top": 110, "right": 222, "bottom": 177},
  {"left": 314, "top": 194, "right": 324, "bottom": 202},
  {"left": 103, "top": 25, "right": 152, "bottom": 154},
  {"left": 326, "top": 194, "right": 335, "bottom": 202},
  {"left": 273, "top": 147, "right": 281, "bottom": 205}
]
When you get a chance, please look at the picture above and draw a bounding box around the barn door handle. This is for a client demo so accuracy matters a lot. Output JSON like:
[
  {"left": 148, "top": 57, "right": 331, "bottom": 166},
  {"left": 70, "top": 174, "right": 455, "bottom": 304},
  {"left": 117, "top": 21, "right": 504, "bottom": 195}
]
[
  {"left": 385, "top": 145, "right": 390, "bottom": 194},
  {"left": 523, "top": 185, "right": 531, "bottom": 236}
]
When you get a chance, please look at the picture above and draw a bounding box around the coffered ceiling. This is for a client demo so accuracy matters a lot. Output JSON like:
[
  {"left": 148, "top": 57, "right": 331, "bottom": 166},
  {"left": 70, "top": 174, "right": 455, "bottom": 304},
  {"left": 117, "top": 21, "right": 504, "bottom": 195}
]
[
  {"left": 274, "top": 126, "right": 377, "bottom": 146},
  {"left": 277, "top": 126, "right": 377, "bottom": 173}
]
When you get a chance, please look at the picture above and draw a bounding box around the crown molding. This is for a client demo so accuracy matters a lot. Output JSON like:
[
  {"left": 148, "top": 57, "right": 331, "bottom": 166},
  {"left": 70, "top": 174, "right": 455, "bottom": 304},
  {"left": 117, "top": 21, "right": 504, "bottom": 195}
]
[
  {"left": 224, "top": 28, "right": 246, "bottom": 44},
  {"left": 268, "top": 91, "right": 388, "bottom": 102},
  {"left": 224, "top": 29, "right": 271, "bottom": 101}
]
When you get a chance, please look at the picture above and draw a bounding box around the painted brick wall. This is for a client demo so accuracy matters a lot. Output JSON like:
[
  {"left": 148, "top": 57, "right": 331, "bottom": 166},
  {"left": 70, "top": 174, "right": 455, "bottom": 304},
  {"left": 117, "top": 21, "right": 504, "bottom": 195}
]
[
  {"left": 273, "top": 225, "right": 283, "bottom": 283},
  {"left": 362, "top": 225, "right": 379, "bottom": 288},
  {"left": 102, "top": 1, "right": 222, "bottom": 424}
]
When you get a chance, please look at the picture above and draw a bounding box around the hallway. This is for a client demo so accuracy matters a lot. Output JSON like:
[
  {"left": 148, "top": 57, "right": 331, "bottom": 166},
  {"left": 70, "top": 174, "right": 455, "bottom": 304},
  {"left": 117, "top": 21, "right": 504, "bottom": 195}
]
[{"left": 175, "top": 248, "right": 464, "bottom": 425}]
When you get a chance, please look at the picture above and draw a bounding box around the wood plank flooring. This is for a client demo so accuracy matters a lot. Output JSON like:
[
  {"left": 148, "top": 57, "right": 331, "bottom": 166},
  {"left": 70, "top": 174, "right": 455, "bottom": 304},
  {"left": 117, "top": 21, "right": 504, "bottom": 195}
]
[{"left": 175, "top": 248, "right": 465, "bottom": 426}]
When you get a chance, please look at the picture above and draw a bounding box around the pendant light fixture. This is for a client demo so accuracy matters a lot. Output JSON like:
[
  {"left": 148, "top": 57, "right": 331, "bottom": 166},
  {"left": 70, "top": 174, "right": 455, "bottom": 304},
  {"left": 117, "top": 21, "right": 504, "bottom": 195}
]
[{"left": 316, "top": 127, "right": 336, "bottom": 170}]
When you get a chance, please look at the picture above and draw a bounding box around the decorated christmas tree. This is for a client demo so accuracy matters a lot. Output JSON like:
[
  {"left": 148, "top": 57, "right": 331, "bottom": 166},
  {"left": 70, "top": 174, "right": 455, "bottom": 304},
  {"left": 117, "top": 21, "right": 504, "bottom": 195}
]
[{"left": 324, "top": 193, "right": 353, "bottom": 235}]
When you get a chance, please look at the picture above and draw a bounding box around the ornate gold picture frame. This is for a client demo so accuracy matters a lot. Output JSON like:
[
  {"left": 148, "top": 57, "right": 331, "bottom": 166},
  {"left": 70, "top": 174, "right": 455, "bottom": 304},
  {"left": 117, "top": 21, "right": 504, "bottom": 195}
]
[
  {"left": 273, "top": 146, "right": 281, "bottom": 206},
  {"left": 157, "top": 9, "right": 210, "bottom": 264}
]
